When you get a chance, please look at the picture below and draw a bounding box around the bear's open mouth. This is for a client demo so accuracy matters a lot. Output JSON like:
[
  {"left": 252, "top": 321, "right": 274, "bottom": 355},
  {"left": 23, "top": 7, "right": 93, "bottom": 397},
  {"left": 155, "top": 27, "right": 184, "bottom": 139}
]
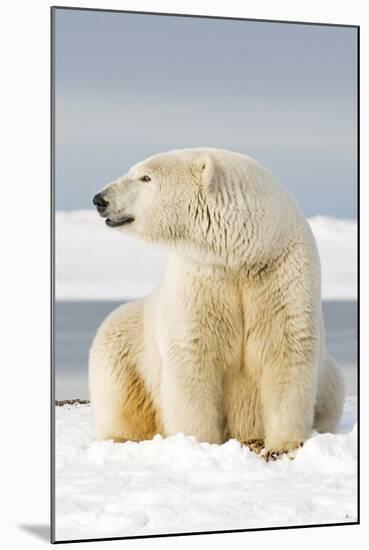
[{"left": 106, "top": 217, "right": 135, "bottom": 228}]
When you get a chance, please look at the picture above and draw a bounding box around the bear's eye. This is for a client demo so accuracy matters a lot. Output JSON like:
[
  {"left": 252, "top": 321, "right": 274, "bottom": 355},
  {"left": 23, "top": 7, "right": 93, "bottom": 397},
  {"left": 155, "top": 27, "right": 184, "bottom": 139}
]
[{"left": 140, "top": 175, "right": 151, "bottom": 182}]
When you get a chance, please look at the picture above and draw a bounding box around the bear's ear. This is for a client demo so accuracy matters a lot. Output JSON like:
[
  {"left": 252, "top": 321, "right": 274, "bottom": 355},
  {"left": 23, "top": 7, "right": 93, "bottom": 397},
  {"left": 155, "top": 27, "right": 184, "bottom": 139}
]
[{"left": 191, "top": 152, "right": 217, "bottom": 190}]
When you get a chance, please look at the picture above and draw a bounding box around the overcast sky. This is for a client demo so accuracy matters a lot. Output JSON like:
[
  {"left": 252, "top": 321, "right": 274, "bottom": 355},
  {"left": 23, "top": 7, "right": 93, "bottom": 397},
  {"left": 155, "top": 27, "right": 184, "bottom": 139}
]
[{"left": 54, "top": 9, "right": 357, "bottom": 217}]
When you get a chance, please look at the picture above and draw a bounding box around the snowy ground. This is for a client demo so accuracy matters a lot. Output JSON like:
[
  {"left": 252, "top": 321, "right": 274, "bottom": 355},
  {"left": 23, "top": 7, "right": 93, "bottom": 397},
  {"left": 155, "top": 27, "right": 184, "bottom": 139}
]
[
  {"left": 55, "top": 397, "right": 358, "bottom": 541},
  {"left": 55, "top": 210, "right": 357, "bottom": 301}
]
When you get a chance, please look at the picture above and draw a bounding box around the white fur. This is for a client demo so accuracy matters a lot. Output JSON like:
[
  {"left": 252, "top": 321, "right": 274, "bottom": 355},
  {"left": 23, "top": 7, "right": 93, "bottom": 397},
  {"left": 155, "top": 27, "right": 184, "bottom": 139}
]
[{"left": 89, "top": 148, "right": 344, "bottom": 455}]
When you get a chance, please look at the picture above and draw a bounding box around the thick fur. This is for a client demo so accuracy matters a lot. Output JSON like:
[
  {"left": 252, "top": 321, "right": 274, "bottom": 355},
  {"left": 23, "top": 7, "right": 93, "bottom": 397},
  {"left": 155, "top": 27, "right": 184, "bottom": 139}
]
[{"left": 89, "top": 148, "right": 344, "bottom": 455}]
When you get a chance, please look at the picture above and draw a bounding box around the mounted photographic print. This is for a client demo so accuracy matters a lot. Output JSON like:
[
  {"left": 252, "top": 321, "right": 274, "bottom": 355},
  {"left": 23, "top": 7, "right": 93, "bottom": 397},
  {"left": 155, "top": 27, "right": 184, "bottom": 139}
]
[{"left": 51, "top": 6, "right": 359, "bottom": 543}]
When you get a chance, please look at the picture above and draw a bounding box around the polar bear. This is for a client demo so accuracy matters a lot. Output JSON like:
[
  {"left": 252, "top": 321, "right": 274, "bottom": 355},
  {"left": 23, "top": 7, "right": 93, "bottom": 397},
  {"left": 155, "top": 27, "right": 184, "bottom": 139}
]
[{"left": 89, "top": 148, "right": 344, "bottom": 459}]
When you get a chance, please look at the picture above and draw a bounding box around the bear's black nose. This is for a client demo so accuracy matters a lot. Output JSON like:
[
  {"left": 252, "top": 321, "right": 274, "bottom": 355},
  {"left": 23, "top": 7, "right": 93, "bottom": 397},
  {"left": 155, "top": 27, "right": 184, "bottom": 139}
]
[{"left": 93, "top": 193, "right": 109, "bottom": 212}]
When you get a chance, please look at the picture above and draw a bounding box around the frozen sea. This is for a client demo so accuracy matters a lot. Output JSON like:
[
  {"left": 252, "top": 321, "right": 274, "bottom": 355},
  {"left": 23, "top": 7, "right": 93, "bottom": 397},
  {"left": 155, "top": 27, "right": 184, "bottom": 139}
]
[{"left": 54, "top": 300, "right": 358, "bottom": 400}]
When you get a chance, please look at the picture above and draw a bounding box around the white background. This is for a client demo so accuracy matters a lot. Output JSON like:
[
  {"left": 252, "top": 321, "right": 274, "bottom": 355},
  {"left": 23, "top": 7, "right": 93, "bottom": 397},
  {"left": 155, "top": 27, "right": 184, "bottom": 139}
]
[{"left": 1, "top": 0, "right": 367, "bottom": 548}]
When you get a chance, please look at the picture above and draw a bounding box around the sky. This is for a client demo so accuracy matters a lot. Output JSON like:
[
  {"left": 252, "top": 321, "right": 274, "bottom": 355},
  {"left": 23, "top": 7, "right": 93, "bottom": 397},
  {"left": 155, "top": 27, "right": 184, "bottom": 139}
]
[{"left": 54, "top": 9, "right": 358, "bottom": 218}]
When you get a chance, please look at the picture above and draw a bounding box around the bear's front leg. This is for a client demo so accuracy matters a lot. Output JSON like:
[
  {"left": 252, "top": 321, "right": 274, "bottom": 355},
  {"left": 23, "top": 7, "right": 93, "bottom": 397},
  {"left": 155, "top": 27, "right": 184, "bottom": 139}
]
[
  {"left": 156, "top": 257, "right": 244, "bottom": 444},
  {"left": 159, "top": 345, "right": 226, "bottom": 444},
  {"left": 259, "top": 302, "right": 319, "bottom": 460},
  {"left": 156, "top": 272, "right": 241, "bottom": 445}
]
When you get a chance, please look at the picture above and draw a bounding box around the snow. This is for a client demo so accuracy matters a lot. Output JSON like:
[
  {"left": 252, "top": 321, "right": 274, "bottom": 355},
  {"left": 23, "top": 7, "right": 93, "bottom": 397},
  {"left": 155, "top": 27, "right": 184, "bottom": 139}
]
[
  {"left": 55, "top": 210, "right": 357, "bottom": 301},
  {"left": 55, "top": 397, "right": 357, "bottom": 541},
  {"left": 308, "top": 216, "right": 357, "bottom": 300}
]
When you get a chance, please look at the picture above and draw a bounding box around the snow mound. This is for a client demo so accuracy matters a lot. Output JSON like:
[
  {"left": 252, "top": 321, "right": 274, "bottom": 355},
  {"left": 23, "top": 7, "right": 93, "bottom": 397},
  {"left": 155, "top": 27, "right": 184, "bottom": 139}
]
[
  {"left": 55, "top": 210, "right": 357, "bottom": 301},
  {"left": 55, "top": 397, "right": 357, "bottom": 541}
]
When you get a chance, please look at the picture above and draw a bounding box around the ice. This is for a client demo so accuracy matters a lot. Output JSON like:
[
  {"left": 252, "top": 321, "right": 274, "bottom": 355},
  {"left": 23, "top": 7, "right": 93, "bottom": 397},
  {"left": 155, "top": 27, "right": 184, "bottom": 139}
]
[{"left": 55, "top": 210, "right": 356, "bottom": 301}]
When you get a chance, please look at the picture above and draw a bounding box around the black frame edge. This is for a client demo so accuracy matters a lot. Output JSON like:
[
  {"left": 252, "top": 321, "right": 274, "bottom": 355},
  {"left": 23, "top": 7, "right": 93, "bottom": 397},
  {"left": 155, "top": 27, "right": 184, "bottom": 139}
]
[
  {"left": 51, "top": 5, "right": 56, "bottom": 545},
  {"left": 51, "top": 5, "right": 359, "bottom": 29}
]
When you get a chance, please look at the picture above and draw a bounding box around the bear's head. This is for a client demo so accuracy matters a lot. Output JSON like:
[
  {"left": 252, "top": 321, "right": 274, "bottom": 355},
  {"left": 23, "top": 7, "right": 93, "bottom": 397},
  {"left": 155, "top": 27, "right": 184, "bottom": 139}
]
[{"left": 93, "top": 148, "right": 291, "bottom": 267}]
